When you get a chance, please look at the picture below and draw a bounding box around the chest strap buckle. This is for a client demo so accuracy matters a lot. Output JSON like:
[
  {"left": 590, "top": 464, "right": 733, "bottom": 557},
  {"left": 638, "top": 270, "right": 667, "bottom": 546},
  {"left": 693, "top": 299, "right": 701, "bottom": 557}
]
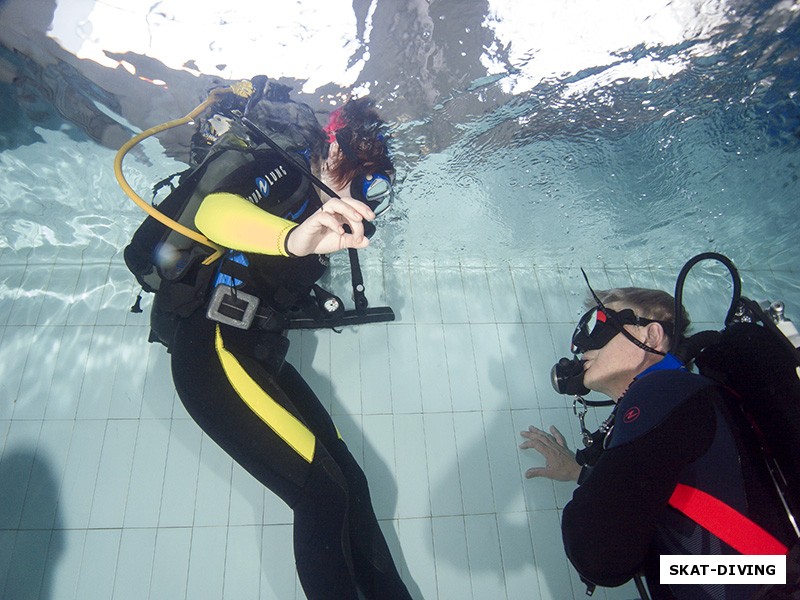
[{"left": 206, "top": 285, "right": 259, "bottom": 329}]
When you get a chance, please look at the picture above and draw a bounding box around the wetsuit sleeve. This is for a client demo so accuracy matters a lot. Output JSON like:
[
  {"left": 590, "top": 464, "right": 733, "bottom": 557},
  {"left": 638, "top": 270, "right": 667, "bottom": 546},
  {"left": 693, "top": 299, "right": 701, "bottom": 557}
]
[
  {"left": 195, "top": 192, "right": 296, "bottom": 257},
  {"left": 561, "top": 393, "right": 716, "bottom": 587}
]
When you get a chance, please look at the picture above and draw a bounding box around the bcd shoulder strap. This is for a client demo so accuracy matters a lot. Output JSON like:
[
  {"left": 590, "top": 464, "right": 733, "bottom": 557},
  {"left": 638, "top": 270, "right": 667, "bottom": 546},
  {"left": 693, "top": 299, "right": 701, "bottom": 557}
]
[{"left": 668, "top": 483, "right": 788, "bottom": 555}]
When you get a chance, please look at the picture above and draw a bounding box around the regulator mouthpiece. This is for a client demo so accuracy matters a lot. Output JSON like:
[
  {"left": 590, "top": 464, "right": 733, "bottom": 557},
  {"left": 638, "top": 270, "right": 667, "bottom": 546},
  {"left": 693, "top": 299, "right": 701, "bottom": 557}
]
[{"left": 551, "top": 356, "right": 590, "bottom": 396}]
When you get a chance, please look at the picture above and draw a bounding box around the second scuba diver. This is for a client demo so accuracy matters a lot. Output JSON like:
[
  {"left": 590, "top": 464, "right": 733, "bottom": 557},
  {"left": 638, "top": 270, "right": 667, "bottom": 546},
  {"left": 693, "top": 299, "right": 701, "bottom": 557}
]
[{"left": 520, "top": 283, "right": 795, "bottom": 599}]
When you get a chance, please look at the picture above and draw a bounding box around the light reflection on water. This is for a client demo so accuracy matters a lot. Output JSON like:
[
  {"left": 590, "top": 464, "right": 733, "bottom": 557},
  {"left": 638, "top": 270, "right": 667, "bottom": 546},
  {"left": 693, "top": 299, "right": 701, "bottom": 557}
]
[{"left": 0, "top": 0, "right": 797, "bottom": 271}]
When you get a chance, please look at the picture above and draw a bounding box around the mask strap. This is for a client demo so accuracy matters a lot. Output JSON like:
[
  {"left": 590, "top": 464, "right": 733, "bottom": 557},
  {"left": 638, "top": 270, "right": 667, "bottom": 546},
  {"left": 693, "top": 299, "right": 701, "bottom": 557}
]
[{"left": 580, "top": 269, "right": 666, "bottom": 357}]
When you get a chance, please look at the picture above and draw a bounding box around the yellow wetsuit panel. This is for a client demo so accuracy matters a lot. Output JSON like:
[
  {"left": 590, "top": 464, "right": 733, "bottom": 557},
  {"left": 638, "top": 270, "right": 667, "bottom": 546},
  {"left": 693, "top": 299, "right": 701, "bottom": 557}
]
[
  {"left": 214, "top": 326, "right": 316, "bottom": 462},
  {"left": 195, "top": 192, "right": 297, "bottom": 257}
]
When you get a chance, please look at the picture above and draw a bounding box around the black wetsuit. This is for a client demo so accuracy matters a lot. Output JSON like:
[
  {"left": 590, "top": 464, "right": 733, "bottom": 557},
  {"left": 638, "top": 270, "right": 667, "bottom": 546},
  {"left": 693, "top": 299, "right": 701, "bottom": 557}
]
[
  {"left": 563, "top": 365, "right": 794, "bottom": 600},
  {"left": 166, "top": 147, "right": 412, "bottom": 600}
]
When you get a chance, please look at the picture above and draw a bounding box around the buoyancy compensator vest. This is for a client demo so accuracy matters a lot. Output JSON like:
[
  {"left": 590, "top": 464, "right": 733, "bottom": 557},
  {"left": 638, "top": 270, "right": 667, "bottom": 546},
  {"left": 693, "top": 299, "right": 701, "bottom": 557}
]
[
  {"left": 116, "top": 77, "right": 395, "bottom": 349},
  {"left": 121, "top": 78, "right": 320, "bottom": 331},
  {"left": 674, "top": 255, "right": 800, "bottom": 537},
  {"left": 671, "top": 253, "right": 800, "bottom": 599}
]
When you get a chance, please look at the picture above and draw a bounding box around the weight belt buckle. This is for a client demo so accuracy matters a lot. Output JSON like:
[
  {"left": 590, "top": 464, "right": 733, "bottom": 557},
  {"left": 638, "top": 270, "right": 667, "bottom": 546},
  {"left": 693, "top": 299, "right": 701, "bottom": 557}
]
[{"left": 206, "top": 285, "right": 260, "bottom": 329}]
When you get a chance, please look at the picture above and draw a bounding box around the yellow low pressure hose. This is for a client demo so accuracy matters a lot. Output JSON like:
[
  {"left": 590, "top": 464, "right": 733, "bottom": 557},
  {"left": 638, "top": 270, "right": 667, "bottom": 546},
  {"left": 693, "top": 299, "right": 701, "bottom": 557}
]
[{"left": 113, "top": 81, "right": 254, "bottom": 265}]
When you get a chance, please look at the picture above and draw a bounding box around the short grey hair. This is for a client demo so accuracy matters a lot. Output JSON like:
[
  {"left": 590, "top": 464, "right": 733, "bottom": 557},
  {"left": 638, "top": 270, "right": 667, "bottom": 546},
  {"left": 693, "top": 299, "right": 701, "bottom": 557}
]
[{"left": 586, "top": 287, "right": 691, "bottom": 340}]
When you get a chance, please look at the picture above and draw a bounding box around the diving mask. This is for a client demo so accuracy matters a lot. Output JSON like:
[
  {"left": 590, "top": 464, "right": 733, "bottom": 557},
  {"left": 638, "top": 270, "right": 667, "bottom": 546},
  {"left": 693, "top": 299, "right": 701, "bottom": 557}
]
[
  {"left": 351, "top": 172, "right": 394, "bottom": 217},
  {"left": 551, "top": 303, "right": 627, "bottom": 397},
  {"left": 571, "top": 304, "right": 672, "bottom": 355}
]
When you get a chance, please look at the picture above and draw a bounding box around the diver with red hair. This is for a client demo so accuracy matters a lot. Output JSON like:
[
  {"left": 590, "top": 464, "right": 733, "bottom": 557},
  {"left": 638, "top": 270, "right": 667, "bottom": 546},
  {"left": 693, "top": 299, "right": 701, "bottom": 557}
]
[{"left": 136, "top": 82, "right": 411, "bottom": 599}]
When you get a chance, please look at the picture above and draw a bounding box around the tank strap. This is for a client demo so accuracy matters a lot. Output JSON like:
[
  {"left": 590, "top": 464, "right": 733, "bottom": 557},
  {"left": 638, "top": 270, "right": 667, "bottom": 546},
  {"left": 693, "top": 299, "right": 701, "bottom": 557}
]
[{"left": 668, "top": 483, "right": 788, "bottom": 555}]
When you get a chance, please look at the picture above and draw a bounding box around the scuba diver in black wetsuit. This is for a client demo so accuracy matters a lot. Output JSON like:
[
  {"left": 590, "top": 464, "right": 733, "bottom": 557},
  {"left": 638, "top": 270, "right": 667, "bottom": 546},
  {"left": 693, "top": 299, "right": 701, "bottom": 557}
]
[
  {"left": 117, "top": 81, "right": 413, "bottom": 600},
  {"left": 519, "top": 279, "right": 798, "bottom": 600}
]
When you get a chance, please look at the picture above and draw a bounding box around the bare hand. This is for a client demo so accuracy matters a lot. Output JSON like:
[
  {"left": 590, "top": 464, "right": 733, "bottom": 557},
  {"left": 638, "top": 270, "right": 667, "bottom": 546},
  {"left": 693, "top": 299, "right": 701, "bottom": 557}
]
[
  {"left": 519, "top": 425, "right": 581, "bottom": 482},
  {"left": 286, "top": 197, "right": 375, "bottom": 256}
]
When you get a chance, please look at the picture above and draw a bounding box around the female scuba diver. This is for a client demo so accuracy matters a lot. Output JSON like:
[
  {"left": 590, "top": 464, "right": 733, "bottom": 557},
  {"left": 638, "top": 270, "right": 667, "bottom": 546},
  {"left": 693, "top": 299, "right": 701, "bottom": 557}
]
[{"left": 164, "top": 93, "right": 413, "bottom": 599}]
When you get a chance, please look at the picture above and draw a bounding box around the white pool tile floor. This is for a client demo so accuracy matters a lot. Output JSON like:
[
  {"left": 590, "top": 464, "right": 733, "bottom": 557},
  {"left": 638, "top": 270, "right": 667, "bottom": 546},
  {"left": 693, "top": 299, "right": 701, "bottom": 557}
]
[{"left": 1, "top": 254, "right": 798, "bottom": 600}]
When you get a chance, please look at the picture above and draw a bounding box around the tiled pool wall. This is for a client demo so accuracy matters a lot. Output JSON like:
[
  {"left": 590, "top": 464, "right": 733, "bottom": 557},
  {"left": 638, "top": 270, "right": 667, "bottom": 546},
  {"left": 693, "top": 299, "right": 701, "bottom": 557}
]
[{"left": 0, "top": 250, "right": 798, "bottom": 600}]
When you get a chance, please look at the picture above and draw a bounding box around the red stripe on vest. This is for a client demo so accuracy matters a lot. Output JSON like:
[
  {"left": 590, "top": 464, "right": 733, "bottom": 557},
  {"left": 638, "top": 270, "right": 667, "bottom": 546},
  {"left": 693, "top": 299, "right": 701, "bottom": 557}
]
[{"left": 668, "top": 483, "right": 788, "bottom": 555}]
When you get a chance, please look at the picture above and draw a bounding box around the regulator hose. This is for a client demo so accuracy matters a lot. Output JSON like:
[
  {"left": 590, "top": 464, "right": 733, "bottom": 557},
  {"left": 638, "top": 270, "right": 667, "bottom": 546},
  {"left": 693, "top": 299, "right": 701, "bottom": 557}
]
[{"left": 113, "top": 80, "right": 255, "bottom": 265}]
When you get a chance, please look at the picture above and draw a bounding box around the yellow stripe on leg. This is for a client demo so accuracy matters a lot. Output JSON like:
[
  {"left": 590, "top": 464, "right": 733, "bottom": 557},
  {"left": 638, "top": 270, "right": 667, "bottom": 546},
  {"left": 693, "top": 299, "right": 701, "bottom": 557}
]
[{"left": 214, "top": 326, "right": 316, "bottom": 462}]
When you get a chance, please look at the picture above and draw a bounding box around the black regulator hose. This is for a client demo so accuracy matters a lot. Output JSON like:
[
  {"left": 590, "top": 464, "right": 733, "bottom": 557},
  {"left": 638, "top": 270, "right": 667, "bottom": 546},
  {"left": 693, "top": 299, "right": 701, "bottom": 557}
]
[{"left": 672, "top": 252, "right": 742, "bottom": 353}]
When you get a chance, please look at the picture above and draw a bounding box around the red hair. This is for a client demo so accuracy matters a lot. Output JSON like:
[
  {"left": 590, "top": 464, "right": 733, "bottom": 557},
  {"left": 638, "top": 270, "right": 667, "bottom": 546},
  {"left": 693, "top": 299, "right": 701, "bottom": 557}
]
[
  {"left": 324, "top": 107, "right": 347, "bottom": 143},
  {"left": 324, "top": 97, "right": 393, "bottom": 188}
]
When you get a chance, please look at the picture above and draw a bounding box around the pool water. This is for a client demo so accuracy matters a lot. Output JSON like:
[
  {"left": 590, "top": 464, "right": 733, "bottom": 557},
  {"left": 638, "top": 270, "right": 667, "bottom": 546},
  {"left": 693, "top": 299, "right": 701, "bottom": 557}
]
[{"left": 1, "top": 1, "right": 799, "bottom": 599}]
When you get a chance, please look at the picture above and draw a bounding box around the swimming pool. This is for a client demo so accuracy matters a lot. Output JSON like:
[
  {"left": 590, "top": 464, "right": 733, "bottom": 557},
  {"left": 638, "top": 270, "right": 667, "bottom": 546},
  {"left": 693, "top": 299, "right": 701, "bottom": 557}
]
[{"left": 1, "top": 1, "right": 798, "bottom": 599}]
